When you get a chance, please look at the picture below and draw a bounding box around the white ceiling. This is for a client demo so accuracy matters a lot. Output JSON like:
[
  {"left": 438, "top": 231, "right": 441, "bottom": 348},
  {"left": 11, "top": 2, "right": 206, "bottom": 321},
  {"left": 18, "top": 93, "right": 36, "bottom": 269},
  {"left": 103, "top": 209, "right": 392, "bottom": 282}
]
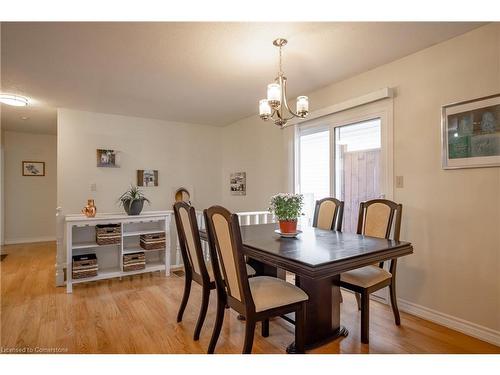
[{"left": 1, "top": 22, "right": 485, "bottom": 133}]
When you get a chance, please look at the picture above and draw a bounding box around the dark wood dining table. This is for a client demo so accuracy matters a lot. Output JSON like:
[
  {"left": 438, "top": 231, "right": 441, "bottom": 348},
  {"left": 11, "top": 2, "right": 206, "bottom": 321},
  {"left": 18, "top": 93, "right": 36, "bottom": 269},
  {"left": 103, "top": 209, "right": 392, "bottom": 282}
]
[{"left": 201, "top": 223, "right": 413, "bottom": 351}]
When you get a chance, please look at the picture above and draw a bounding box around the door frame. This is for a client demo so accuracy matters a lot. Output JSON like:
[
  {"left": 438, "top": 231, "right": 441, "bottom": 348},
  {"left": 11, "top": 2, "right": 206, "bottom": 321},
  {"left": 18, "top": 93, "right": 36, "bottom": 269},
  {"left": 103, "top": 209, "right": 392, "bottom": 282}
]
[
  {"left": 294, "top": 98, "right": 394, "bottom": 202},
  {"left": 293, "top": 99, "right": 394, "bottom": 304}
]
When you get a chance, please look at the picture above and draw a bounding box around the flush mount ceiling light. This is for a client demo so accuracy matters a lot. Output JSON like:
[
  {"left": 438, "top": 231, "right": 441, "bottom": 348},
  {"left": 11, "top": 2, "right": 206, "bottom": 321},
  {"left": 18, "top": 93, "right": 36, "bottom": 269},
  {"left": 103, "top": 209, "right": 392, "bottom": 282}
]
[
  {"left": 258, "top": 38, "right": 309, "bottom": 128},
  {"left": 0, "top": 93, "right": 29, "bottom": 107}
]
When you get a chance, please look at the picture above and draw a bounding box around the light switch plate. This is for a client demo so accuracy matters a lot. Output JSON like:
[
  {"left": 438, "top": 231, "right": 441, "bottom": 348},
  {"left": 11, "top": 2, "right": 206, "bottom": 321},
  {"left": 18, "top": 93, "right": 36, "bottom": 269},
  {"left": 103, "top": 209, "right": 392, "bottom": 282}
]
[
  {"left": 90, "top": 183, "right": 97, "bottom": 192},
  {"left": 396, "top": 176, "right": 404, "bottom": 188}
]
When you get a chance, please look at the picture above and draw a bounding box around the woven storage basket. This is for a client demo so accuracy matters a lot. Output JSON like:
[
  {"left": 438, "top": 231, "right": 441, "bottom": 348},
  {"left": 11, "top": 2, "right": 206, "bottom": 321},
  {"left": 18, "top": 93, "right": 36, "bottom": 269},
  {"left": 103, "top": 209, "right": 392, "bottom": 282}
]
[
  {"left": 72, "top": 254, "right": 98, "bottom": 279},
  {"left": 96, "top": 224, "right": 121, "bottom": 245},
  {"left": 140, "top": 232, "right": 165, "bottom": 250},
  {"left": 123, "top": 252, "right": 146, "bottom": 272}
]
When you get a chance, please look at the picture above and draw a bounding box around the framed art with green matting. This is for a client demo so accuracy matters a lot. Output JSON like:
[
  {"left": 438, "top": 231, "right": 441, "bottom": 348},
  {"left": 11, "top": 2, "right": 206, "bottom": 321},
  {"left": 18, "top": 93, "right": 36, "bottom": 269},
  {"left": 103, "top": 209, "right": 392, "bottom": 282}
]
[{"left": 442, "top": 93, "right": 500, "bottom": 169}]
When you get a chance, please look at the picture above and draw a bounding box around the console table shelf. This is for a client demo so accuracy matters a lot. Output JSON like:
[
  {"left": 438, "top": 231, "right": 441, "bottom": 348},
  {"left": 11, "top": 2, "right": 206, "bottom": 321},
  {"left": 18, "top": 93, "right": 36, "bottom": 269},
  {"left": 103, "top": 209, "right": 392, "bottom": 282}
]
[{"left": 65, "top": 211, "right": 172, "bottom": 293}]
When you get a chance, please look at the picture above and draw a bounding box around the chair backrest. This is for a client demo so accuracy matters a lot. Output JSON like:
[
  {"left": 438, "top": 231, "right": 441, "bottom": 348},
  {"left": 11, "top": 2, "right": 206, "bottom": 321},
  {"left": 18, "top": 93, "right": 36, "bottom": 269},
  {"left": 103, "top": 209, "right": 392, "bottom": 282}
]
[
  {"left": 357, "top": 199, "right": 402, "bottom": 241},
  {"left": 173, "top": 201, "right": 209, "bottom": 282},
  {"left": 204, "top": 205, "right": 254, "bottom": 312},
  {"left": 312, "top": 197, "right": 344, "bottom": 231}
]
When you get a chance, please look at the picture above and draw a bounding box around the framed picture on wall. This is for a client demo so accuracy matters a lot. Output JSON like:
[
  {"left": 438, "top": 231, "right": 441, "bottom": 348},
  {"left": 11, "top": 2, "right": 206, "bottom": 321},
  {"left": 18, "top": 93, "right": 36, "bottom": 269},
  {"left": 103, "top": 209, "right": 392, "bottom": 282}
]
[
  {"left": 442, "top": 93, "right": 500, "bottom": 169},
  {"left": 137, "top": 169, "right": 158, "bottom": 187},
  {"left": 96, "top": 149, "right": 120, "bottom": 168},
  {"left": 230, "top": 172, "right": 246, "bottom": 196},
  {"left": 22, "top": 161, "right": 45, "bottom": 176}
]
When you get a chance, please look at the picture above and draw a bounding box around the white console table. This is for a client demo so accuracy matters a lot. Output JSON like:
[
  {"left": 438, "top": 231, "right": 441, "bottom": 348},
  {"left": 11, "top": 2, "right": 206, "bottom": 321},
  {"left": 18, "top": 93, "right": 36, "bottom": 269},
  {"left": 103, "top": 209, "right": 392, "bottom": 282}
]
[{"left": 65, "top": 211, "right": 172, "bottom": 293}]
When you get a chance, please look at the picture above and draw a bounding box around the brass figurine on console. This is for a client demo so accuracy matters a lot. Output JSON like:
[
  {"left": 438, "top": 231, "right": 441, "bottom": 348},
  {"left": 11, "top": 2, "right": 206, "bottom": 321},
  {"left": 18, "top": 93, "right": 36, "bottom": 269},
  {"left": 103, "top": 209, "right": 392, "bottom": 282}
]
[{"left": 82, "top": 199, "right": 97, "bottom": 218}]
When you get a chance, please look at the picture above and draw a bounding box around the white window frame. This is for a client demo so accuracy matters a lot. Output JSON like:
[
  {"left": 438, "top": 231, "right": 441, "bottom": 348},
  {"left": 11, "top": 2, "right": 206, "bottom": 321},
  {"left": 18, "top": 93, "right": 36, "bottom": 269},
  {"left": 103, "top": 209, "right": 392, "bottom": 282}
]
[{"left": 293, "top": 98, "right": 394, "bottom": 202}]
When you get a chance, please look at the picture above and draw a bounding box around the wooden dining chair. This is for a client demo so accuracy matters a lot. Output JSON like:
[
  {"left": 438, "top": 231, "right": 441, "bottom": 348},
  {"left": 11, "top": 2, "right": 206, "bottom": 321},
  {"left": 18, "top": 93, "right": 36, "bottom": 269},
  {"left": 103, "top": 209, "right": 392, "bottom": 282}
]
[
  {"left": 204, "top": 205, "right": 309, "bottom": 354},
  {"left": 339, "top": 199, "right": 403, "bottom": 344},
  {"left": 173, "top": 201, "right": 256, "bottom": 341},
  {"left": 313, "top": 197, "right": 345, "bottom": 301},
  {"left": 312, "top": 197, "right": 344, "bottom": 231}
]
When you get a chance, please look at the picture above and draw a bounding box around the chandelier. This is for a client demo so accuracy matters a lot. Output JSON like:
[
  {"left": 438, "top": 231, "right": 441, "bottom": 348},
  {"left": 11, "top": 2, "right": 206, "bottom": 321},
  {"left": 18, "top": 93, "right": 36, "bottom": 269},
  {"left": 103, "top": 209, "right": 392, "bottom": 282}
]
[{"left": 258, "top": 38, "right": 309, "bottom": 127}]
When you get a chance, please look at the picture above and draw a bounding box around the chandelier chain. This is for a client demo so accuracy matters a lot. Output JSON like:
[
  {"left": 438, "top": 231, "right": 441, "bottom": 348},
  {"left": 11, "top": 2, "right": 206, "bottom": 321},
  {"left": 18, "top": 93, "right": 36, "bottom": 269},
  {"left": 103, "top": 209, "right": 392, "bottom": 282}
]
[{"left": 279, "top": 45, "right": 283, "bottom": 76}]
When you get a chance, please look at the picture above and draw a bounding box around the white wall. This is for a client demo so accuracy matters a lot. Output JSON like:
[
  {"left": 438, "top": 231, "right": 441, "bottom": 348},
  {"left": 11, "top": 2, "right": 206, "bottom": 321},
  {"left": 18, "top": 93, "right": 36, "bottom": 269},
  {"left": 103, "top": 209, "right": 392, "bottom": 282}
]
[
  {"left": 56, "top": 109, "right": 224, "bottom": 284},
  {"left": 57, "top": 108, "right": 223, "bottom": 215},
  {"left": 220, "top": 23, "right": 500, "bottom": 337},
  {"left": 4, "top": 131, "right": 57, "bottom": 243}
]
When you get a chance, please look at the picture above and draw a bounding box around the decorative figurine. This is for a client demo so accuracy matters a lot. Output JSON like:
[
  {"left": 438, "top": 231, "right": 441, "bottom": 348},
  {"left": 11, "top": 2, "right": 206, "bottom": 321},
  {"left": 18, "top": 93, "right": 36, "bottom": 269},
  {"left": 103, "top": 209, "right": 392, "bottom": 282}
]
[{"left": 82, "top": 199, "right": 97, "bottom": 218}]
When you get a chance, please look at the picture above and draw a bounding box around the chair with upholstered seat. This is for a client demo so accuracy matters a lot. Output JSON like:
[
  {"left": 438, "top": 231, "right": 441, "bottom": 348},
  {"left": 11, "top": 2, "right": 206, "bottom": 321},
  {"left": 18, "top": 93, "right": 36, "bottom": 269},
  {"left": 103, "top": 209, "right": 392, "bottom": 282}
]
[
  {"left": 312, "top": 197, "right": 345, "bottom": 302},
  {"left": 312, "top": 197, "right": 344, "bottom": 231},
  {"left": 339, "top": 199, "right": 403, "bottom": 344},
  {"left": 173, "top": 201, "right": 256, "bottom": 341},
  {"left": 204, "top": 205, "right": 309, "bottom": 354}
]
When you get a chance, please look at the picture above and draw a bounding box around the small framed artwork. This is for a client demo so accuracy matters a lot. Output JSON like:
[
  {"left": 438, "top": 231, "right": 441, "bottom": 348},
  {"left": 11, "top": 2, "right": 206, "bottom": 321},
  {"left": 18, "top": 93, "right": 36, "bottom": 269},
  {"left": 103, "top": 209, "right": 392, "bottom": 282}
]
[
  {"left": 22, "top": 161, "right": 45, "bottom": 176},
  {"left": 137, "top": 169, "right": 158, "bottom": 187},
  {"left": 442, "top": 93, "right": 500, "bottom": 169},
  {"left": 96, "top": 149, "right": 120, "bottom": 168},
  {"left": 230, "top": 172, "right": 246, "bottom": 196}
]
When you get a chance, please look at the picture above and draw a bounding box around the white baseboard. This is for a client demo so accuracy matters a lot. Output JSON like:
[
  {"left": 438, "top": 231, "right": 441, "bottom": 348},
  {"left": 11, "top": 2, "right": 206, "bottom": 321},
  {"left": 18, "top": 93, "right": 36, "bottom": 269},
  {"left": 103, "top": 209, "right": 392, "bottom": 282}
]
[
  {"left": 398, "top": 298, "right": 500, "bottom": 347},
  {"left": 5, "top": 236, "right": 56, "bottom": 245},
  {"left": 170, "top": 264, "right": 184, "bottom": 272}
]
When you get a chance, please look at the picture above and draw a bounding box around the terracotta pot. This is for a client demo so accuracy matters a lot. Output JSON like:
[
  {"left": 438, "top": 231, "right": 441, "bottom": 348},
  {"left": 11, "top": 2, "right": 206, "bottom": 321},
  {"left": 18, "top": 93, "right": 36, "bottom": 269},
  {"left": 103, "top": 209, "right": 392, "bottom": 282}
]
[
  {"left": 81, "top": 199, "right": 97, "bottom": 218},
  {"left": 279, "top": 219, "right": 297, "bottom": 234}
]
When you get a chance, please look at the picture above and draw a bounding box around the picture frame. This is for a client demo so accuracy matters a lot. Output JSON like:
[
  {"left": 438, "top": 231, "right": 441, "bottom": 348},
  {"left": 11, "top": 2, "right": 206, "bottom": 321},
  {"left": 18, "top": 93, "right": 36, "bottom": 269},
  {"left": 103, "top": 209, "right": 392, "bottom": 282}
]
[
  {"left": 22, "top": 161, "right": 45, "bottom": 176},
  {"left": 137, "top": 169, "right": 158, "bottom": 187},
  {"left": 441, "top": 93, "right": 500, "bottom": 169},
  {"left": 96, "top": 149, "right": 120, "bottom": 168},
  {"left": 230, "top": 172, "right": 246, "bottom": 196}
]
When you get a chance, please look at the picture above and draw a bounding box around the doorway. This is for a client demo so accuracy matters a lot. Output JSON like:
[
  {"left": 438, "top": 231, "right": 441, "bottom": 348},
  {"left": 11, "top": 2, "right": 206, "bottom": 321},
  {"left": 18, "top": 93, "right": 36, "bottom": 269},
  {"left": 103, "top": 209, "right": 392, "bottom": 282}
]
[{"left": 295, "top": 99, "right": 393, "bottom": 229}]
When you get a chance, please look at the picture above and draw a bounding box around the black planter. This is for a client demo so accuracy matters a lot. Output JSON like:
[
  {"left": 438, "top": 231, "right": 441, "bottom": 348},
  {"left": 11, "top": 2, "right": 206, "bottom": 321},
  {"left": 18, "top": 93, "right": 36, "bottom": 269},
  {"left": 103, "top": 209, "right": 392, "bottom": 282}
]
[{"left": 124, "top": 199, "right": 144, "bottom": 216}]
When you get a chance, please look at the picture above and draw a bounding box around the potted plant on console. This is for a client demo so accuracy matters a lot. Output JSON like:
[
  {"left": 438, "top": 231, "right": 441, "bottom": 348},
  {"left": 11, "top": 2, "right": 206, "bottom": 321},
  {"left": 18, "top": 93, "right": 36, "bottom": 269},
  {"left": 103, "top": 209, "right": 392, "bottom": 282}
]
[
  {"left": 269, "top": 193, "right": 304, "bottom": 234},
  {"left": 119, "top": 185, "right": 150, "bottom": 215}
]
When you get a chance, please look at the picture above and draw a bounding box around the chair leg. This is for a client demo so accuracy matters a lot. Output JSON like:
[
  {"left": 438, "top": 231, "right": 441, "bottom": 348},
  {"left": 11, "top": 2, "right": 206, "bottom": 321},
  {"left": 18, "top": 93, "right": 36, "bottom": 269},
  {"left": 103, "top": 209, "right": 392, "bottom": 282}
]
[
  {"left": 242, "top": 318, "right": 256, "bottom": 354},
  {"left": 355, "top": 292, "right": 361, "bottom": 311},
  {"left": 208, "top": 290, "right": 226, "bottom": 354},
  {"left": 360, "top": 291, "right": 370, "bottom": 344},
  {"left": 261, "top": 319, "right": 269, "bottom": 337},
  {"left": 294, "top": 302, "right": 306, "bottom": 354},
  {"left": 193, "top": 285, "right": 210, "bottom": 341},
  {"left": 177, "top": 274, "right": 192, "bottom": 323},
  {"left": 389, "top": 282, "right": 401, "bottom": 326}
]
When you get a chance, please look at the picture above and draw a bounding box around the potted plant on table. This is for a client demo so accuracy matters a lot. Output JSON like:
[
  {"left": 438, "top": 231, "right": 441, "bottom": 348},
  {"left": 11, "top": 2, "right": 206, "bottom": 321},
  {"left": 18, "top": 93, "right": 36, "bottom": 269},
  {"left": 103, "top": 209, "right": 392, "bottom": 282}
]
[
  {"left": 269, "top": 193, "right": 304, "bottom": 234},
  {"left": 118, "top": 185, "right": 150, "bottom": 215}
]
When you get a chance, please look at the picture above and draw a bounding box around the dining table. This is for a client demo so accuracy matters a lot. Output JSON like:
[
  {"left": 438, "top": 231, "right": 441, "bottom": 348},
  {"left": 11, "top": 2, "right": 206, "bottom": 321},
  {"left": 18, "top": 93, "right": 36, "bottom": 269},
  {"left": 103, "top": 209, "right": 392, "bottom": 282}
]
[{"left": 201, "top": 223, "right": 413, "bottom": 352}]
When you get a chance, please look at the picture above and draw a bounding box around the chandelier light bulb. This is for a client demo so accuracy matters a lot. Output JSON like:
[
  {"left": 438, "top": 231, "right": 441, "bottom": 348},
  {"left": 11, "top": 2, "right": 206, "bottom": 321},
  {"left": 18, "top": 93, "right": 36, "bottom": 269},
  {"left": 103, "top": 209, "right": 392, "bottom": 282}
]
[
  {"left": 267, "top": 83, "right": 281, "bottom": 108},
  {"left": 259, "top": 99, "right": 272, "bottom": 120},
  {"left": 296, "top": 96, "right": 309, "bottom": 116}
]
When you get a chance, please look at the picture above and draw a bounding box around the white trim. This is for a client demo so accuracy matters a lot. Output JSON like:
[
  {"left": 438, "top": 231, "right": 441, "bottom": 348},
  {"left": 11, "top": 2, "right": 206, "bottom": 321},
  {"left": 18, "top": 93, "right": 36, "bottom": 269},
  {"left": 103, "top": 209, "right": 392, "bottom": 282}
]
[
  {"left": 170, "top": 264, "right": 184, "bottom": 272},
  {"left": 286, "top": 87, "right": 394, "bottom": 128},
  {"left": 398, "top": 298, "right": 500, "bottom": 347},
  {"left": 294, "top": 98, "right": 394, "bottom": 202},
  {"left": 5, "top": 236, "right": 56, "bottom": 245}
]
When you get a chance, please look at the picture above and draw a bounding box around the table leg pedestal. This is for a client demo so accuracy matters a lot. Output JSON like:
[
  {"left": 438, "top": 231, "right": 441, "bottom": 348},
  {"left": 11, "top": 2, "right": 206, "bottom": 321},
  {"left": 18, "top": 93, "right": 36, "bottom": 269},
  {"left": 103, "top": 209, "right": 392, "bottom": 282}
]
[{"left": 292, "top": 274, "right": 349, "bottom": 351}]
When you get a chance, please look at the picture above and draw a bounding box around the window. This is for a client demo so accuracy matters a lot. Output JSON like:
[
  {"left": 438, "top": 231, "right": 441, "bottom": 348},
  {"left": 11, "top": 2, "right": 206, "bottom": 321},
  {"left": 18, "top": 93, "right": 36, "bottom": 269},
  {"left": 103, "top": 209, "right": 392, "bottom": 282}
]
[
  {"left": 335, "top": 119, "right": 381, "bottom": 232},
  {"left": 297, "top": 130, "right": 330, "bottom": 224},
  {"left": 295, "top": 101, "right": 391, "bottom": 232}
]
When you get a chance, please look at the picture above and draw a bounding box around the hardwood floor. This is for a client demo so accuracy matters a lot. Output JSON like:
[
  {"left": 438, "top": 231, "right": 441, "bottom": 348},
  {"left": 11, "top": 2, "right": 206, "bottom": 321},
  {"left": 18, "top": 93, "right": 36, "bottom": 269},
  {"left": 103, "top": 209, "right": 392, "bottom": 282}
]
[{"left": 1, "top": 241, "right": 498, "bottom": 354}]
